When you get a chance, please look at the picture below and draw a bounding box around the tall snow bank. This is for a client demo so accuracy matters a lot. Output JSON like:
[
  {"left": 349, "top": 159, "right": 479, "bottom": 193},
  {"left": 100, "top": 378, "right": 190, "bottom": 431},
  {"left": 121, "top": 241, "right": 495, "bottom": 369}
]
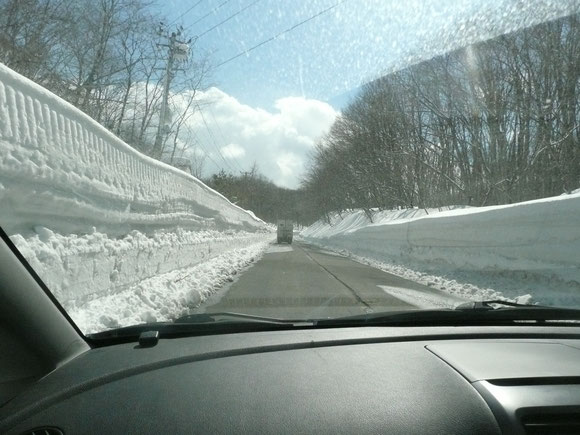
[
  {"left": 68, "top": 240, "right": 271, "bottom": 334},
  {"left": 303, "top": 206, "right": 469, "bottom": 239},
  {"left": 11, "top": 228, "right": 272, "bottom": 305},
  {"left": 0, "top": 63, "right": 263, "bottom": 235},
  {"left": 302, "top": 192, "right": 580, "bottom": 300}
]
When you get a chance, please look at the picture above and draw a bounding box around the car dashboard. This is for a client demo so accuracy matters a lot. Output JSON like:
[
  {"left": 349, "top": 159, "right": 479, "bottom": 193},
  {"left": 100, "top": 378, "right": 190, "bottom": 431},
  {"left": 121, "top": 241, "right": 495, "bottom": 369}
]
[{"left": 2, "top": 326, "right": 580, "bottom": 434}]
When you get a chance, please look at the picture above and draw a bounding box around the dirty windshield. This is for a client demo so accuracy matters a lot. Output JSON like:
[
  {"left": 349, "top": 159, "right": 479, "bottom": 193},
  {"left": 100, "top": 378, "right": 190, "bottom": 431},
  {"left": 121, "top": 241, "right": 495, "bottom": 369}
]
[{"left": 0, "top": 0, "right": 579, "bottom": 334}]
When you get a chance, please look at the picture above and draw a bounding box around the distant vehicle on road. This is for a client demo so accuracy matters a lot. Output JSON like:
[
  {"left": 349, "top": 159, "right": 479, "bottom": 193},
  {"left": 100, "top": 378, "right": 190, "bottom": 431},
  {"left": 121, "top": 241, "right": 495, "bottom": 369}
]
[{"left": 277, "top": 219, "right": 293, "bottom": 244}]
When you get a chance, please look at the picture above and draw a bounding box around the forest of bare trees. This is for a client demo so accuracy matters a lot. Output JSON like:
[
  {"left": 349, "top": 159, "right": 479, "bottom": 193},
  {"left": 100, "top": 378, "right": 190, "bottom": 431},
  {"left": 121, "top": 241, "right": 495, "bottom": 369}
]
[
  {"left": 205, "top": 165, "right": 314, "bottom": 225},
  {"left": 0, "top": 0, "right": 208, "bottom": 166},
  {"left": 303, "top": 14, "right": 580, "bottom": 221}
]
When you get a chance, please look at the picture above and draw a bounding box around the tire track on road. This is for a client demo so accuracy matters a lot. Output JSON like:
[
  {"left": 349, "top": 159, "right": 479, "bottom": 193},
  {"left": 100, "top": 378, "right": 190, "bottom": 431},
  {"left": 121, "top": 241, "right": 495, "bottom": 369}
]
[{"left": 296, "top": 243, "right": 374, "bottom": 312}]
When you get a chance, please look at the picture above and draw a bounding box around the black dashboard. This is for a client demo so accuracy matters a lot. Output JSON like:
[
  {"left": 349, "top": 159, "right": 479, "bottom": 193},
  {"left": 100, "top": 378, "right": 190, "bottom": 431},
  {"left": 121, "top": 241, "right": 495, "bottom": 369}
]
[{"left": 2, "top": 326, "right": 580, "bottom": 434}]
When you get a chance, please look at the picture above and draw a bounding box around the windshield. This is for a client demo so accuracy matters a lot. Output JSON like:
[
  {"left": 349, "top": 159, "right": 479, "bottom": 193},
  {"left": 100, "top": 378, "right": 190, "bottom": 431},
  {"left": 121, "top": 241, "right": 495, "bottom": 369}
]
[{"left": 1, "top": 0, "right": 579, "bottom": 335}]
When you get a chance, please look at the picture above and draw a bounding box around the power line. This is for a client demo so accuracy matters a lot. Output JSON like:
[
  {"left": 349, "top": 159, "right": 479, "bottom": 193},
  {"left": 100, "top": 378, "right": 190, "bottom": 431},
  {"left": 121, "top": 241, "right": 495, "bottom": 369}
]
[
  {"left": 207, "top": 106, "right": 245, "bottom": 173},
  {"left": 198, "top": 0, "right": 261, "bottom": 39},
  {"left": 167, "top": 0, "right": 205, "bottom": 27},
  {"left": 183, "top": 123, "right": 223, "bottom": 170},
  {"left": 194, "top": 101, "right": 236, "bottom": 173},
  {"left": 211, "top": 0, "right": 348, "bottom": 70},
  {"left": 190, "top": 0, "right": 233, "bottom": 28}
]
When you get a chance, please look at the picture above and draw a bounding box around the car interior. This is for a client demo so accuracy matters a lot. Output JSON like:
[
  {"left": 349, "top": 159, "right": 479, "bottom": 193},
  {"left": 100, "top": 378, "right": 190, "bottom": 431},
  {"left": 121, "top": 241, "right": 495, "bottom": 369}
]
[{"left": 2, "top": 227, "right": 580, "bottom": 435}]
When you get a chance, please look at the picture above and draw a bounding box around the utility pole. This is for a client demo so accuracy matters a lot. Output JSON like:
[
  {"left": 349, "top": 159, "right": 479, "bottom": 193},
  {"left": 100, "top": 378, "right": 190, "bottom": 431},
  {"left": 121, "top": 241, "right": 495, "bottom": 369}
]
[{"left": 151, "top": 25, "right": 192, "bottom": 160}]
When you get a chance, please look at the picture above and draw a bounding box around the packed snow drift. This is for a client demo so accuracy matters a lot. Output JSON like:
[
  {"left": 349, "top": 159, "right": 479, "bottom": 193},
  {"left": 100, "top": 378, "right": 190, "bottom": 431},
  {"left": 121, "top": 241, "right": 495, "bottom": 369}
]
[{"left": 301, "top": 191, "right": 580, "bottom": 307}]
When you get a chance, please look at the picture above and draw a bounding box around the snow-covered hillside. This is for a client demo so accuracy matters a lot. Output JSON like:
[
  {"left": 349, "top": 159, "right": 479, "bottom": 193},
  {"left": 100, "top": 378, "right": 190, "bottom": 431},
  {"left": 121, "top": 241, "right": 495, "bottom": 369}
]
[
  {"left": 0, "top": 63, "right": 273, "bottom": 333},
  {"left": 301, "top": 191, "right": 580, "bottom": 307}
]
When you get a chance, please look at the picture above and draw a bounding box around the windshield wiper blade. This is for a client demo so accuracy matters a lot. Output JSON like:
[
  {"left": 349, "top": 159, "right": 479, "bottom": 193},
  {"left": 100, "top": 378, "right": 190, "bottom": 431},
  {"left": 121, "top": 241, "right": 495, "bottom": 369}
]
[
  {"left": 316, "top": 309, "right": 456, "bottom": 327},
  {"left": 454, "top": 300, "right": 544, "bottom": 310},
  {"left": 316, "top": 304, "right": 580, "bottom": 327},
  {"left": 88, "top": 312, "right": 314, "bottom": 342},
  {"left": 173, "top": 311, "right": 304, "bottom": 324},
  {"left": 88, "top": 303, "right": 580, "bottom": 342}
]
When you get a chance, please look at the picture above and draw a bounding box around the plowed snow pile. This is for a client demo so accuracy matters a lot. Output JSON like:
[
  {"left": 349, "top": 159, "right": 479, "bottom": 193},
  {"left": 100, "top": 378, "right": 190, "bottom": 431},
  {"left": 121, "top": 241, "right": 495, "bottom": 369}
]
[{"left": 301, "top": 190, "right": 580, "bottom": 307}]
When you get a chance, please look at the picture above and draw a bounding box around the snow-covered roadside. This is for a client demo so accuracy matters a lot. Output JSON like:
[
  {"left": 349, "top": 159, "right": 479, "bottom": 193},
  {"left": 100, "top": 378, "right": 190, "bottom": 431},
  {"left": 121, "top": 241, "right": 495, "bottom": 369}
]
[
  {"left": 67, "top": 240, "right": 271, "bottom": 333},
  {"left": 301, "top": 190, "right": 580, "bottom": 308},
  {"left": 11, "top": 228, "right": 273, "bottom": 304},
  {"left": 0, "top": 63, "right": 275, "bottom": 334},
  {"left": 300, "top": 240, "right": 534, "bottom": 307}
]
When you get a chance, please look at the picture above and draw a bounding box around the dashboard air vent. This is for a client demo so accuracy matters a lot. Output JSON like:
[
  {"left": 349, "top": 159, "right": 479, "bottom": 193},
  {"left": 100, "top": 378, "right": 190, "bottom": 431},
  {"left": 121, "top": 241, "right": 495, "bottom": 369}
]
[{"left": 521, "top": 411, "right": 580, "bottom": 435}]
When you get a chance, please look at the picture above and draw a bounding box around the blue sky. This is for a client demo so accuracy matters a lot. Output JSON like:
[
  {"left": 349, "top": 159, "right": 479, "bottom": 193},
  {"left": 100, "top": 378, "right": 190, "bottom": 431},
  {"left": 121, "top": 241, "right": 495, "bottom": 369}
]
[
  {"left": 159, "top": 0, "right": 579, "bottom": 110},
  {"left": 153, "top": 0, "right": 580, "bottom": 187},
  {"left": 160, "top": 0, "right": 469, "bottom": 110}
]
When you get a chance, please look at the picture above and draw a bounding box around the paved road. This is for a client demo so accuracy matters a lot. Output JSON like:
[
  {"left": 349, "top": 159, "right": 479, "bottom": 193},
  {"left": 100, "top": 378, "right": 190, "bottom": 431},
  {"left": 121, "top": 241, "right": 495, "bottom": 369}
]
[{"left": 201, "top": 240, "right": 462, "bottom": 319}]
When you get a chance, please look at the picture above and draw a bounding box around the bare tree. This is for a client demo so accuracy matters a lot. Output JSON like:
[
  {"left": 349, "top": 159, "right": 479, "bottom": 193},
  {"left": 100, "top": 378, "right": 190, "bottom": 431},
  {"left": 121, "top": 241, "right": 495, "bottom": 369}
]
[{"left": 303, "top": 14, "right": 580, "bottom": 220}]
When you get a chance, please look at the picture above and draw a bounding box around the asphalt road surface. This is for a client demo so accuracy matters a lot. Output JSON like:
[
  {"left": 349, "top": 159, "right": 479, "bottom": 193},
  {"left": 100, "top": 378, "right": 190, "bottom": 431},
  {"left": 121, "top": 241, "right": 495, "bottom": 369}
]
[{"left": 200, "top": 240, "right": 463, "bottom": 319}]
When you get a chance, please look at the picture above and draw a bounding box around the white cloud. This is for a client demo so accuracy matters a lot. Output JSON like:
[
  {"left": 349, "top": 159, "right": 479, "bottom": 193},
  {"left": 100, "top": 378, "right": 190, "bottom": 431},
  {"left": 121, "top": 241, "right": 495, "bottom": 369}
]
[
  {"left": 275, "top": 96, "right": 338, "bottom": 139},
  {"left": 276, "top": 152, "right": 303, "bottom": 178},
  {"left": 221, "top": 143, "right": 246, "bottom": 159},
  {"left": 175, "top": 87, "right": 338, "bottom": 188}
]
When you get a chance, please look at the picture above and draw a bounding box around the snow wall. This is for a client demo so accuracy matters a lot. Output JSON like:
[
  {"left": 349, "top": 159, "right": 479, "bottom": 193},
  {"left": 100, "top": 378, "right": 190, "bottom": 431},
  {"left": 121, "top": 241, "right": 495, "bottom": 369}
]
[
  {"left": 0, "top": 63, "right": 272, "bottom": 305},
  {"left": 302, "top": 192, "right": 580, "bottom": 286},
  {"left": 10, "top": 228, "right": 268, "bottom": 304},
  {"left": 0, "top": 63, "right": 264, "bottom": 236}
]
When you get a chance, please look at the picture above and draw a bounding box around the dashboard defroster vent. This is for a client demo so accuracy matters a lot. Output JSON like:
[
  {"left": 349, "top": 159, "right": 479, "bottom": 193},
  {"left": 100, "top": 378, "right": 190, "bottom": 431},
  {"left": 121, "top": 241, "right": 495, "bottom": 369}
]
[{"left": 21, "top": 426, "right": 64, "bottom": 435}]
